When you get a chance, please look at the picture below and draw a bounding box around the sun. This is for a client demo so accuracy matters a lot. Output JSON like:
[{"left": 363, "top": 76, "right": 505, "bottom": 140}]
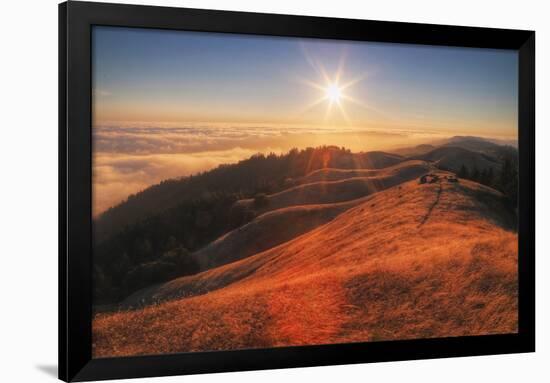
[
  {"left": 325, "top": 83, "right": 342, "bottom": 104},
  {"left": 296, "top": 49, "right": 374, "bottom": 123}
]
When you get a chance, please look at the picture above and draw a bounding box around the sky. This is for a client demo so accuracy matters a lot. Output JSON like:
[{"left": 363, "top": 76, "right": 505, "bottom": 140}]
[
  {"left": 93, "top": 26, "right": 518, "bottom": 136},
  {"left": 91, "top": 26, "right": 518, "bottom": 216}
]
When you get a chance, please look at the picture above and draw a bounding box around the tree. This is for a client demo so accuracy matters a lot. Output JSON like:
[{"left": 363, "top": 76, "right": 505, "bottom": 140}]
[
  {"left": 134, "top": 238, "right": 153, "bottom": 262},
  {"left": 164, "top": 235, "right": 178, "bottom": 251},
  {"left": 471, "top": 166, "right": 480, "bottom": 181},
  {"left": 253, "top": 193, "right": 269, "bottom": 208},
  {"left": 499, "top": 158, "right": 512, "bottom": 189},
  {"left": 458, "top": 164, "right": 468, "bottom": 178},
  {"left": 499, "top": 158, "right": 518, "bottom": 207},
  {"left": 486, "top": 167, "right": 494, "bottom": 187},
  {"left": 479, "top": 169, "right": 488, "bottom": 184}
]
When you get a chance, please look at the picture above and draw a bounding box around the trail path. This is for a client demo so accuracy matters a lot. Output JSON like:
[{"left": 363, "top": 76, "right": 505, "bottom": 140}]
[{"left": 418, "top": 180, "right": 443, "bottom": 227}]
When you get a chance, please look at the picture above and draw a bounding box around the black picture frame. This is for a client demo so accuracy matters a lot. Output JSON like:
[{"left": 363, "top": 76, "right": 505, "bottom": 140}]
[{"left": 59, "top": 1, "right": 535, "bottom": 381}]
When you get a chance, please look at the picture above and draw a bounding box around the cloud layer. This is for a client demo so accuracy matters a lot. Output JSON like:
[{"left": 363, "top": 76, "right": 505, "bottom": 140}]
[{"left": 92, "top": 123, "right": 450, "bottom": 216}]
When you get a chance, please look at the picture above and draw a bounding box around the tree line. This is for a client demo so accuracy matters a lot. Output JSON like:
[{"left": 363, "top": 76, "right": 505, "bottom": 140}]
[{"left": 456, "top": 157, "right": 518, "bottom": 208}]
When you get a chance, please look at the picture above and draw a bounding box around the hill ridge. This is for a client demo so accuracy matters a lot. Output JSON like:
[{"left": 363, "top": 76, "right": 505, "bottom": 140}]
[
  {"left": 120, "top": 174, "right": 515, "bottom": 309},
  {"left": 93, "top": 174, "right": 517, "bottom": 357}
]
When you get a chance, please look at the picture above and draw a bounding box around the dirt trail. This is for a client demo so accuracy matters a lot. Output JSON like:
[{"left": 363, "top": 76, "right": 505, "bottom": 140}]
[{"left": 418, "top": 181, "right": 443, "bottom": 227}]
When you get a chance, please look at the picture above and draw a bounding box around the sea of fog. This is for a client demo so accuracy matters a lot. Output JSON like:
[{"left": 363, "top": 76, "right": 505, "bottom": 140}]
[{"left": 91, "top": 123, "right": 515, "bottom": 216}]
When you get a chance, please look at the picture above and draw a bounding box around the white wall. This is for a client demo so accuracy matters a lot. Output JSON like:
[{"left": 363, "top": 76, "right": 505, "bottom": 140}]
[{"left": 0, "top": 0, "right": 547, "bottom": 381}]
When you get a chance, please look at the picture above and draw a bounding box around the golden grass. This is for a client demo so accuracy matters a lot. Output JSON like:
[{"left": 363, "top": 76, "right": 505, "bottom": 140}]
[{"left": 93, "top": 176, "right": 517, "bottom": 357}]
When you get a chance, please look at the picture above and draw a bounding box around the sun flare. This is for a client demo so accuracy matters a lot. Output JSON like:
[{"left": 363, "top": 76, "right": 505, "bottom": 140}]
[
  {"left": 325, "top": 83, "right": 342, "bottom": 104},
  {"left": 297, "top": 51, "right": 372, "bottom": 123}
]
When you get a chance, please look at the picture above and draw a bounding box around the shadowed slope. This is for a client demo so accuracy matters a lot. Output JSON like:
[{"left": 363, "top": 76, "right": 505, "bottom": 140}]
[
  {"left": 94, "top": 176, "right": 517, "bottom": 357},
  {"left": 414, "top": 146, "right": 501, "bottom": 173},
  {"left": 192, "top": 197, "right": 372, "bottom": 271}
]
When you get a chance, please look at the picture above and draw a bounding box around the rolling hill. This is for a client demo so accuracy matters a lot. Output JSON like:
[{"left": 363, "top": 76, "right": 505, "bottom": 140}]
[
  {"left": 92, "top": 140, "right": 518, "bottom": 308},
  {"left": 192, "top": 200, "right": 367, "bottom": 272},
  {"left": 124, "top": 160, "right": 433, "bottom": 283},
  {"left": 234, "top": 160, "right": 431, "bottom": 214},
  {"left": 296, "top": 160, "right": 429, "bottom": 184},
  {"left": 93, "top": 173, "right": 518, "bottom": 357}
]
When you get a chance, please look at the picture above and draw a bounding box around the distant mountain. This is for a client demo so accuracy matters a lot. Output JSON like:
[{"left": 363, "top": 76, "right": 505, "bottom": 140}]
[
  {"left": 391, "top": 144, "right": 436, "bottom": 157},
  {"left": 441, "top": 136, "right": 518, "bottom": 156},
  {"left": 413, "top": 146, "right": 502, "bottom": 174},
  {"left": 395, "top": 136, "right": 518, "bottom": 162},
  {"left": 442, "top": 136, "right": 503, "bottom": 151}
]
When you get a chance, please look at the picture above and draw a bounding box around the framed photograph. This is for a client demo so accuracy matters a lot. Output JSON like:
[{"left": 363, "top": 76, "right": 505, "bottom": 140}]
[{"left": 59, "top": 1, "right": 535, "bottom": 381}]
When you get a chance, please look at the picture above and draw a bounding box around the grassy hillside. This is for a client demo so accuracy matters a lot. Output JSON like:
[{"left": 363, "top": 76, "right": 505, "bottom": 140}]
[
  {"left": 93, "top": 140, "right": 518, "bottom": 308},
  {"left": 93, "top": 175, "right": 518, "bottom": 357},
  {"left": 192, "top": 200, "right": 366, "bottom": 272}
]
